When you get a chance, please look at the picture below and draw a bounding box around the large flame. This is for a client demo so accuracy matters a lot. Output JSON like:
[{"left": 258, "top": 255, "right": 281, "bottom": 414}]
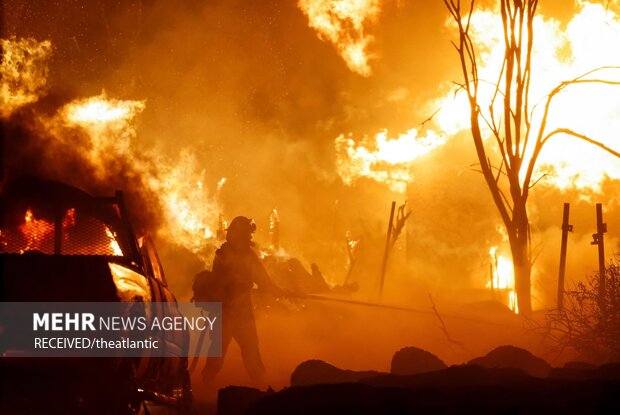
[
  {"left": 59, "top": 93, "right": 222, "bottom": 262},
  {"left": 153, "top": 151, "right": 224, "bottom": 258},
  {"left": 62, "top": 93, "right": 146, "bottom": 177},
  {"left": 298, "top": 0, "right": 381, "bottom": 76},
  {"left": 336, "top": 2, "right": 620, "bottom": 194},
  {"left": 0, "top": 37, "right": 52, "bottom": 117},
  {"left": 434, "top": 1, "right": 620, "bottom": 193},
  {"left": 335, "top": 129, "right": 446, "bottom": 193}
]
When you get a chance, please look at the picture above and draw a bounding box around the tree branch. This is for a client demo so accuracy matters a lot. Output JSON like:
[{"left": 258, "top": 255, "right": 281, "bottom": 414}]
[
  {"left": 542, "top": 128, "right": 620, "bottom": 158},
  {"left": 523, "top": 67, "right": 620, "bottom": 191}
]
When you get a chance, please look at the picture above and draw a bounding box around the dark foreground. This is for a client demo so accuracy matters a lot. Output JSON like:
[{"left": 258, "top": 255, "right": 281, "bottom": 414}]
[{"left": 218, "top": 360, "right": 620, "bottom": 415}]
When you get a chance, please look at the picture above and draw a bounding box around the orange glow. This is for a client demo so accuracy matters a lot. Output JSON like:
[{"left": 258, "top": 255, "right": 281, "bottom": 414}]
[
  {"left": 58, "top": 93, "right": 223, "bottom": 263},
  {"left": 108, "top": 263, "right": 152, "bottom": 302},
  {"left": 269, "top": 208, "right": 280, "bottom": 233},
  {"left": 269, "top": 208, "right": 280, "bottom": 249},
  {"left": 337, "top": 2, "right": 620, "bottom": 196},
  {"left": 488, "top": 246, "right": 518, "bottom": 314},
  {"left": 153, "top": 151, "right": 224, "bottom": 260},
  {"left": 62, "top": 208, "right": 76, "bottom": 229},
  {"left": 64, "top": 95, "right": 145, "bottom": 125},
  {"left": 298, "top": 0, "right": 381, "bottom": 76},
  {"left": 105, "top": 227, "right": 123, "bottom": 256},
  {"left": 346, "top": 230, "right": 359, "bottom": 251},
  {"left": 61, "top": 93, "right": 146, "bottom": 177},
  {"left": 434, "top": 2, "right": 620, "bottom": 193},
  {"left": 0, "top": 37, "right": 52, "bottom": 117},
  {"left": 19, "top": 209, "right": 54, "bottom": 253},
  {"left": 335, "top": 129, "right": 446, "bottom": 193}
]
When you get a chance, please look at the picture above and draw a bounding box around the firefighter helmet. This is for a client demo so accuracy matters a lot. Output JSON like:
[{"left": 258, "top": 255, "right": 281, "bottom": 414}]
[{"left": 226, "top": 216, "right": 256, "bottom": 242}]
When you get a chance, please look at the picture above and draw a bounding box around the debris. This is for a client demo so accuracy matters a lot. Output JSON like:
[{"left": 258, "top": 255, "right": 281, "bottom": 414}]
[
  {"left": 390, "top": 346, "right": 447, "bottom": 375},
  {"left": 467, "top": 345, "right": 551, "bottom": 378},
  {"left": 290, "top": 360, "right": 382, "bottom": 387}
]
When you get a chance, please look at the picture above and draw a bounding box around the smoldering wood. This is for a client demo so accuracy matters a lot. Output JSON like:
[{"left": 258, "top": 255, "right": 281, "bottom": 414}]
[
  {"left": 376, "top": 201, "right": 412, "bottom": 299},
  {"left": 390, "top": 202, "right": 412, "bottom": 250}
]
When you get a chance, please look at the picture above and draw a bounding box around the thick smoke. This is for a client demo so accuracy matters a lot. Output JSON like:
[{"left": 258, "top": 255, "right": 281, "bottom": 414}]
[{"left": 2, "top": 97, "right": 163, "bottom": 233}]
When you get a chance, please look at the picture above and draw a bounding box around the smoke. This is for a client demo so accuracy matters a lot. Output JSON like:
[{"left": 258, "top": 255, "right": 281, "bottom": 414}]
[
  {"left": 1, "top": 98, "right": 163, "bottom": 233},
  {"left": 3, "top": 2, "right": 620, "bottom": 394}
]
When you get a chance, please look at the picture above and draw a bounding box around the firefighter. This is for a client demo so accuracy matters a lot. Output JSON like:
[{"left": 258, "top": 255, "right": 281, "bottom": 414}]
[{"left": 202, "top": 216, "right": 282, "bottom": 383}]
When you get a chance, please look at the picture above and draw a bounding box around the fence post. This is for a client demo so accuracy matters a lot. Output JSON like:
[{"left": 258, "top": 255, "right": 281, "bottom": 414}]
[
  {"left": 378, "top": 201, "right": 396, "bottom": 300},
  {"left": 557, "top": 203, "right": 572, "bottom": 309},
  {"left": 591, "top": 203, "right": 607, "bottom": 308}
]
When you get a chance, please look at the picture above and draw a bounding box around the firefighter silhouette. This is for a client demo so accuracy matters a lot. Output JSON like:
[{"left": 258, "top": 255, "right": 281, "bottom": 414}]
[{"left": 203, "top": 216, "right": 282, "bottom": 382}]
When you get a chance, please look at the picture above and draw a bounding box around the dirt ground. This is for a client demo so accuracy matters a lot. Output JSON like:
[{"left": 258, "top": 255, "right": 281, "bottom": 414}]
[{"left": 188, "top": 294, "right": 555, "bottom": 413}]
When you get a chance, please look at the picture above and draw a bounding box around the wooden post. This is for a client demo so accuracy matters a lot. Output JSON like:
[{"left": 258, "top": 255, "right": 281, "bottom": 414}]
[
  {"left": 557, "top": 203, "right": 572, "bottom": 310},
  {"left": 378, "top": 201, "right": 396, "bottom": 300},
  {"left": 591, "top": 203, "right": 607, "bottom": 308}
]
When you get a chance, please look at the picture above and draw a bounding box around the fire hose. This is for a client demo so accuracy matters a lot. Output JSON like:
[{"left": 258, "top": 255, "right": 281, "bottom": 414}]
[{"left": 189, "top": 291, "right": 520, "bottom": 372}]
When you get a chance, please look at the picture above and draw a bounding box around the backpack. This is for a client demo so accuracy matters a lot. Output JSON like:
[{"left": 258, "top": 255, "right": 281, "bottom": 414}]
[{"left": 192, "top": 269, "right": 226, "bottom": 303}]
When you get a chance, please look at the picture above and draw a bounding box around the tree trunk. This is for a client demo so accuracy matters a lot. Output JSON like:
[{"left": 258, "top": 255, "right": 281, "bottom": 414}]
[{"left": 509, "top": 202, "right": 532, "bottom": 316}]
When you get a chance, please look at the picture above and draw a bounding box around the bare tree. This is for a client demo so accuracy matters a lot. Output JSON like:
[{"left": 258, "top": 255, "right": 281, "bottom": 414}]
[{"left": 444, "top": 0, "right": 620, "bottom": 315}]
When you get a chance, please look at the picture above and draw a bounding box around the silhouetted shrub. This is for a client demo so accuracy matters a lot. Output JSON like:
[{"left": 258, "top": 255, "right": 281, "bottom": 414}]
[{"left": 542, "top": 257, "right": 620, "bottom": 363}]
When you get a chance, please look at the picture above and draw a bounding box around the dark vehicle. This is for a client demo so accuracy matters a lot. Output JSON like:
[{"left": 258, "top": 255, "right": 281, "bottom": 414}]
[{"left": 0, "top": 177, "right": 191, "bottom": 414}]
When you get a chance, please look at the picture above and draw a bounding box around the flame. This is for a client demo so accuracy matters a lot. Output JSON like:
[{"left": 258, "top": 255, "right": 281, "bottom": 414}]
[
  {"left": 269, "top": 208, "right": 281, "bottom": 249},
  {"left": 62, "top": 208, "right": 76, "bottom": 229},
  {"left": 434, "top": 1, "right": 620, "bottom": 193},
  {"left": 19, "top": 209, "right": 54, "bottom": 253},
  {"left": 269, "top": 208, "right": 280, "bottom": 233},
  {"left": 61, "top": 93, "right": 146, "bottom": 176},
  {"left": 153, "top": 151, "right": 224, "bottom": 258},
  {"left": 298, "top": 0, "right": 381, "bottom": 76},
  {"left": 336, "top": 2, "right": 620, "bottom": 195},
  {"left": 488, "top": 246, "right": 518, "bottom": 314},
  {"left": 335, "top": 129, "right": 446, "bottom": 193},
  {"left": 64, "top": 94, "right": 145, "bottom": 125},
  {"left": 217, "top": 214, "right": 228, "bottom": 241},
  {"left": 0, "top": 37, "right": 52, "bottom": 117},
  {"left": 105, "top": 227, "right": 123, "bottom": 256},
  {"left": 55, "top": 91, "right": 223, "bottom": 262},
  {"left": 345, "top": 230, "right": 359, "bottom": 251}
]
